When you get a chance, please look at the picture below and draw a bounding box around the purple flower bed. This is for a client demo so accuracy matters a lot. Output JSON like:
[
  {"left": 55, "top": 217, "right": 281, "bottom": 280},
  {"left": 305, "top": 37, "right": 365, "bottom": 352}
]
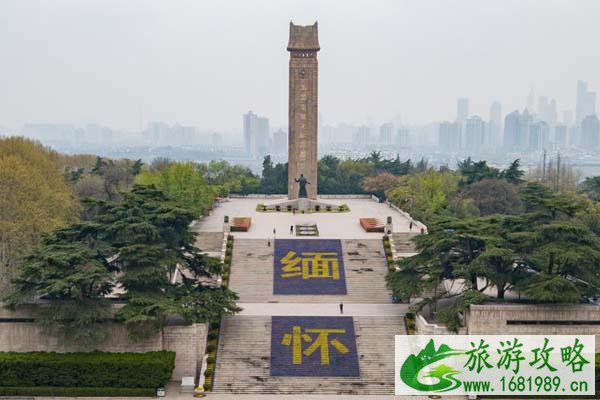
[
  {"left": 273, "top": 239, "right": 347, "bottom": 295},
  {"left": 270, "top": 316, "right": 360, "bottom": 377}
]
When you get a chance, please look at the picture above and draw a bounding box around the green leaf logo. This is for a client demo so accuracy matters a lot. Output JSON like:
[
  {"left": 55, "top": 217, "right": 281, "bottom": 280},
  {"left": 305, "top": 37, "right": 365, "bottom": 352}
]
[{"left": 400, "top": 339, "right": 464, "bottom": 392}]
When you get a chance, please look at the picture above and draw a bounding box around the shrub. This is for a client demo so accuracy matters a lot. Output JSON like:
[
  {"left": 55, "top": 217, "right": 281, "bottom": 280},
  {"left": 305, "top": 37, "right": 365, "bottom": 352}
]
[
  {"left": 0, "top": 351, "right": 175, "bottom": 388},
  {"left": 206, "top": 344, "right": 216, "bottom": 353},
  {"left": 206, "top": 356, "right": 215, "bottom": 364},
  {"left": 203, "top": 369, "right": 213, "bottom": 377},
  {"left": 436, "top": 308, "right": 462, "bottom": 333},
  {"left": 203, "top": 382, "right": 212, "bottom": 391},
  {"left": 208, "top": 332, "right": 219, "bottom": 340}
]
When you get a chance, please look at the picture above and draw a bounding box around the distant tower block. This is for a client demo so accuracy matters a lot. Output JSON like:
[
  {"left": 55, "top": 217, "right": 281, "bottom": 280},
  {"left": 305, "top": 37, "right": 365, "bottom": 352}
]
[{"left": 287, "top": 21, "right": 319, "bottom": 200}]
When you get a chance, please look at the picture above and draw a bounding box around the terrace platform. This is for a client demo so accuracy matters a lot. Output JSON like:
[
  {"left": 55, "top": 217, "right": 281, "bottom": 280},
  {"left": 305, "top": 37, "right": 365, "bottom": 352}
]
[{"left": 194, "top": 197, "right": 422, "bottom": 239}]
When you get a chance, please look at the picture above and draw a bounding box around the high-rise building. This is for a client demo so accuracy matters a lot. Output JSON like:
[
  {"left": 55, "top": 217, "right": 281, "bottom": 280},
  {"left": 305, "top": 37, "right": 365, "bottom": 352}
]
[
  {"left": 457, "top": 98, "right": 469, "bottom": 123},
  {"left": 255, "top": 116, "right": 270, "bottom": 154},
  {"left": 563, "top": 110, "right": 574, "bottom": 127},
  {"left": 243, "top": 110, "right": 270, "bottom": 157},
  {"left": 576, "top": 80, "right": 597, "bottom": 124},
  {"left": 439, "top": 121, "right": 461, "bottom": 152},
  {"left": 211, "top": 132, "right": 223, "bottom": 146},
  {"left": 143, "top": 121, "right": 170, "bottom": 145},
  {"left": 171, "top": 123, "right": 196, "bottom": 146},
  {"left": 569, "top": 126, "right": 579, "bottom": 147},
  {"left": 379, "top": 123, "right": 393, "bottom": 145},
  {"left": 537, "top": 97, "right": 557, "bottom": 129},
  {"left": 272, "top": 129, "right": 288, "bottom": 154},
  {"left": 395, "top": 127, "right": 410, "bottom": 147},
  {"left": 353, "top": 125, "right": 370, "bottom": 146},
  {"left": 581, "top": 115, "right": 600, "bottom": 150},
  {"left": 503, "top": 110, "right": 532, "bottom": 151},
  {"left": 465, "top": 116, "right": 485, "bottom": 152},
  {"left": 528, "top": 121, "right": 549, "bottom": 151},
  {"left": 554, "top": 124, "right": 568, "bottom": 148},
  {"left": 488, "top": 101, "right": 502, "bottom": 148}
]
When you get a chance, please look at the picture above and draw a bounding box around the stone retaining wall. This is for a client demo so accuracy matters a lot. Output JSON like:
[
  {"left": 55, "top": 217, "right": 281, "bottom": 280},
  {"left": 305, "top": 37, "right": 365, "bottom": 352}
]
[
  {"left": 467, "top": 304, "right": 600, "bottom": 349},
  {"left": 416, "top": 313, "right": 467, "bottom": 335},
  {"left": 0, "top": 307, "right": 207, "bottom": 381}
]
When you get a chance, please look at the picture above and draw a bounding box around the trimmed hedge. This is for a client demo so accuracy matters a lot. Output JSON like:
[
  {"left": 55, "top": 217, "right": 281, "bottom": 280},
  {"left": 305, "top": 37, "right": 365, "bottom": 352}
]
[
  {"left": 0, "top": 351, "right": 175, "bottom": 388},
  {"left": 0, "top": 386, "right": 156, "bottom": 397}
]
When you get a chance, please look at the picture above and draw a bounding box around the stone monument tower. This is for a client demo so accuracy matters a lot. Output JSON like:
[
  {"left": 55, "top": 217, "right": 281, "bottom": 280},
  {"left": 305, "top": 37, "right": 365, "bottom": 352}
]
[{"left": 287, "top": 21, "right": 319, "bottom": 200}]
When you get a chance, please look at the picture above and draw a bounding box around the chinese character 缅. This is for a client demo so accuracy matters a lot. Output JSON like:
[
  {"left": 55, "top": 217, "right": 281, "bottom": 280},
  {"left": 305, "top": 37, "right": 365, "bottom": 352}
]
[
  {"left": 281, "top": 326, "right": 349, "bottom": 365},
  {"left": 280, "top": 251, "right": 340, "bottom": 280},
  {"left": 497, "top": 338, "right": 526, "bottom": 374},
  {"left": 464, "top": 339, "right": 493, "bottom": 373},
  {"left": 561, "top": 338, "right": 590, "bottom": 373}
]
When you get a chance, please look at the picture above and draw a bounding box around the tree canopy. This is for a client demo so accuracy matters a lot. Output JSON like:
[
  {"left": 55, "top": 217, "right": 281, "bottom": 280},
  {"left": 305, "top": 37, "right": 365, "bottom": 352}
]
[
  {"left": 6, "top": 185, "right": 240, "bottom": 343},
  {"left": 0, "top": 137, "right": 79, "bottom": 291}
]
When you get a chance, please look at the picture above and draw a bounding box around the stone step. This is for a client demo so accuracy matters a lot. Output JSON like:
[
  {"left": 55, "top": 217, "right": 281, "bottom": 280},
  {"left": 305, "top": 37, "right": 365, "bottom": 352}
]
[
  {"left": 391, "top": 233, "right": 419, "bottom": 253},
  {"left": 212, "top": 315, "right": 405, "bottom": 395},
  {"left": 228, "top": 239, "right": 392, "bottom": 304}
]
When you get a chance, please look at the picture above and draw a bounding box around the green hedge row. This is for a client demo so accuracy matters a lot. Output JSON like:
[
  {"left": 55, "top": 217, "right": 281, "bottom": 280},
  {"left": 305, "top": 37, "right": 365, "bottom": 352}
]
[
  {"left": 0, "top": 351, "right": 175, "bottom": 388},
  {"left": 0, "top": 386, "right": 156, "bottom": 397}
]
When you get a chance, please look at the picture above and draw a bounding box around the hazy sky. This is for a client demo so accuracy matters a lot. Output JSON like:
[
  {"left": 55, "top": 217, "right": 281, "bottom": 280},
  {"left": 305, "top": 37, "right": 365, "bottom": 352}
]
[{"left": 1, "top": 0, "right": 599, "bottom": 132}]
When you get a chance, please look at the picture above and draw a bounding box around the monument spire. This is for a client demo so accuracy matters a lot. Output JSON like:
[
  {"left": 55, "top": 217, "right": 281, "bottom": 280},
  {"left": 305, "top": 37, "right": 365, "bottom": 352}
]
[{"left": 287, "top": 21, "right": 319, "bottom": 200}]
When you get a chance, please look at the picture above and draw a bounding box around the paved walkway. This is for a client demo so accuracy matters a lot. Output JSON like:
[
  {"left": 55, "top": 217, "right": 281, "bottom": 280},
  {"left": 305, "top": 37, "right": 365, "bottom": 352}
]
[
  {"left": 205, "top": 394, "right": 466, "bottom": 400},
  {"left": 196, "top": 198, "right": 414, "bottom": 239},
  {"left": 237, "top": 302, "right": 408, "bottom": 316},
  {"left": 32, "top": 389, "right": 466, "bottom": 400}
]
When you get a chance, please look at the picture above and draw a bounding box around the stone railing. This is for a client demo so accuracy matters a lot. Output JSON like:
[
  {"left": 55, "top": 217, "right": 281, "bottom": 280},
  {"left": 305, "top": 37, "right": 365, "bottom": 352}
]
[
  {"left": 467, "top": 304, "right": 600, "bottom": 347},
  {"left": 415, "top": 313, "right": 467, "bottom": 335},
  {"left": 228, "top": 194, "right": 286, "bottom": 199},
  {"left": 228, "top": 193, "right": 375, "bottom": 200},
  {"left": 317, "top": 194, "right": 373, "bottom": 199},
  {"left": 385, "top": 201, "right": 427, "bottom": 231}
]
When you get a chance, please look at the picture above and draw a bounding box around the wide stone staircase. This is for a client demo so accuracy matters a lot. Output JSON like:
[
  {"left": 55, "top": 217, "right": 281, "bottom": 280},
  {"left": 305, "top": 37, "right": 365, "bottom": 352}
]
[
  {"left": 212, "top": 315, "right": 405, "bottom": 395},
  {"left": 228, "top": 238, "right": 391, "bottom": 303},
  {"left": 392, "top": 232, "right": 419, "bottom": 254}
]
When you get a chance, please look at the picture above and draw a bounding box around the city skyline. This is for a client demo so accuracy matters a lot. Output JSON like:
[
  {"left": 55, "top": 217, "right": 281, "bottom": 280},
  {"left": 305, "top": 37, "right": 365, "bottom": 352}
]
[{"left": 1, "top": 0, "right": 599, "bottom": 131}]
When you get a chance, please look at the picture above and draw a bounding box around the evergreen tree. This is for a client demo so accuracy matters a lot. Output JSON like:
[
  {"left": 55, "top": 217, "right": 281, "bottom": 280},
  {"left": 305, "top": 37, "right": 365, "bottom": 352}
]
[{"left": 7, "top": 185, "right": 240, "bottom": 342}]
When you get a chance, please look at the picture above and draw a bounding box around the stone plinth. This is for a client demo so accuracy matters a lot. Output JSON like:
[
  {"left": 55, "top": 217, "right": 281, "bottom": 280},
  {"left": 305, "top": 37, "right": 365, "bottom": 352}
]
[{"left": 264, "top": 197, "right": 339, "bottom": 212}]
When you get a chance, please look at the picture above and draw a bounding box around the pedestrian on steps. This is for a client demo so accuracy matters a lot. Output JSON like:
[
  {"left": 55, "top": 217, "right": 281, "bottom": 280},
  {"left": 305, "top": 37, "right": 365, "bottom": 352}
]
[
  {"left": 290, "top": 225, "right": 294, "bottom": 235},
  {"left": 339, "top": 302, "right": 344, "bottom": 314}
]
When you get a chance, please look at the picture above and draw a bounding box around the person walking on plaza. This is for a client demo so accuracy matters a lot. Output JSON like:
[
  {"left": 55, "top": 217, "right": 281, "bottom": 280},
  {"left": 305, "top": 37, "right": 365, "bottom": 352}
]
[
  {"left": 409, "top": 221, "right": 413, "bottom": 231},
  {"left": 290, "top": 225, "right": 294, "bottom": 235},
  {"left": 339, "top": 302, "right": 344, "bottom": 314}
]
